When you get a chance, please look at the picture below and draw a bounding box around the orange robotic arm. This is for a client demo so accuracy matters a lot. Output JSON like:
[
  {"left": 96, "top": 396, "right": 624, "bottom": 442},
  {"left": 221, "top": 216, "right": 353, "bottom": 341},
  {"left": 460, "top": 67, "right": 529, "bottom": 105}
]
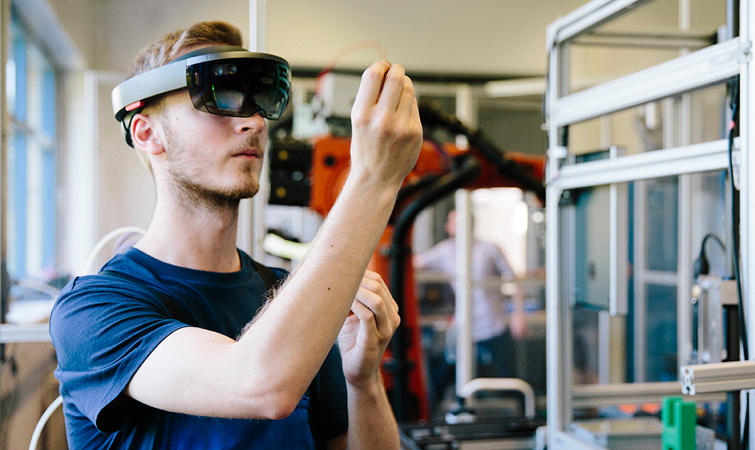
[{"left": 307, "top": 129, "right": 544, "bottom": 421}]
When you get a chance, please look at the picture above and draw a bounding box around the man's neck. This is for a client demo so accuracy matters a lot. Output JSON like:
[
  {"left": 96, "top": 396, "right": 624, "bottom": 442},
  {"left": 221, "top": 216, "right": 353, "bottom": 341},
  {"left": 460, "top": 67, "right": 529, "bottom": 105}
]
[{"left": 135, "top": 194, "right": 243, "bottom": 273}]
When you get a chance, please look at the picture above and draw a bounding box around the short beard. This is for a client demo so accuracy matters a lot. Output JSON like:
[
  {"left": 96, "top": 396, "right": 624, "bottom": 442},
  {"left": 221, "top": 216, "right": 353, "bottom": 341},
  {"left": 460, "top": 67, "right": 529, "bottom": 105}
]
[
  {"left": 170, "top": 168, "right": 257, "bottom": 212},
  {"left": 162, "top": 120, "right": 261, "bottom": 214}
]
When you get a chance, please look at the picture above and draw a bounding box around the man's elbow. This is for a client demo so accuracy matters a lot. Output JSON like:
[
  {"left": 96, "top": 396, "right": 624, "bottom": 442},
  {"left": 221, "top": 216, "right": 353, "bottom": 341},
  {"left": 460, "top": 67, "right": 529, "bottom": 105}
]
[
  {"left": 238, "top": 381, "right": 304, "bottom": 420},
  {"left": 260, "top": 395, "right": 299, "bottom": 421}
]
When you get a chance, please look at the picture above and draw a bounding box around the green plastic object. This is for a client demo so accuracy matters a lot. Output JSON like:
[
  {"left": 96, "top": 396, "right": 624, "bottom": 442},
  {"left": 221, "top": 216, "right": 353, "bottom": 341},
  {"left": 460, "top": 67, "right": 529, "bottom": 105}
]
[{"left": 662, "top": 396, "right": 696, "bottom": 450}]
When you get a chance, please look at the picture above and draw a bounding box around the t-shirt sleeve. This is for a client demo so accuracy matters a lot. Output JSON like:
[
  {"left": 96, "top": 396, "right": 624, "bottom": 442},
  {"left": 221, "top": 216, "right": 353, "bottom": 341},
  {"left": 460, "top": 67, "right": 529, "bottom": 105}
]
[{"left": 50, "top": 275, "right": 188, "bottom": 432}]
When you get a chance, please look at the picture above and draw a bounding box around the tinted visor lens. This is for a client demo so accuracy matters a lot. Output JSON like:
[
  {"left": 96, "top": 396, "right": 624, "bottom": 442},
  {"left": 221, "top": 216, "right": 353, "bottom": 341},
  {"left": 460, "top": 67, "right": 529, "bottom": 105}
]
[{"left": 187, "top": 57, "right": 291, "bottom": 119}]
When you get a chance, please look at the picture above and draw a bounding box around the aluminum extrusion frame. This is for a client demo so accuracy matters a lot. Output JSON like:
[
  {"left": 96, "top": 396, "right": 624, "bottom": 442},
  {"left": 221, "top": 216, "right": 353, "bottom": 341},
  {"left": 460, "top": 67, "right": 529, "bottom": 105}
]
[{"left": 545, "top": 0, "right": 751, "bottom": 448}]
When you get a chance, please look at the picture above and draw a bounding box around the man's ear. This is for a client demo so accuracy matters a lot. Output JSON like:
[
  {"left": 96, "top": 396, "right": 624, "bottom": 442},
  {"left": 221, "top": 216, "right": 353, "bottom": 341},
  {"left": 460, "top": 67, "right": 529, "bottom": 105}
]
[{"left": 130, "top": 113, "right": 164, "bottom": 155}]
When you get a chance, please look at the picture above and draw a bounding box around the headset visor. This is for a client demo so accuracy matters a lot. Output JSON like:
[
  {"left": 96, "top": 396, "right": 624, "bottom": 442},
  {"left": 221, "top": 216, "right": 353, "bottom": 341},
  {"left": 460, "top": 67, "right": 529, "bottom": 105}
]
[
  {"left": 187, "top": 57, "right": 291, "bottom": 120},
  {"left": 112, "top": 46, "right": 292, "bottom": 147}
]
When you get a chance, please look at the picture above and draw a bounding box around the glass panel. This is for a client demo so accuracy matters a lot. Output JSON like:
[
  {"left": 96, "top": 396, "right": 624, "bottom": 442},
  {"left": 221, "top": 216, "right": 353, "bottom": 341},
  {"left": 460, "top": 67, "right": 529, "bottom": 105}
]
[
  {"left": 565, "top": 83, "right": 727, "bottom": 159},
  {"left": 6, "top": 130, "right": 24, "bottom": 277},
  {"left": 565, "top": 177, "right": 680, "bottom": 384},
  {"left": 573, "top": 185, "right": 611, "bottom": 311},
  {"left": 645, "top": 284, "right": 678, "bottom": 382},
  {"left": 42, "top": 144, "right": 56, "bottom": 267},
  {"left": 26, "top": 40, "right": 53, "bottom": 136},
  {"left": 690, "top": 170, "right": 728, "bottom": 275},
  {"left": 6, "top": 20, "right": 23, "bottom": 118},
  {"left": 684, "top": 170, "right": 729, "bottom": 367},
  {"left": 645, "top": 177, "right": 678, "bottom": 272},
  {"left": 573, "top": 308, "right": 600, "bottom": 385},
  {"left": 4, "top": 11, "right": 62, "bottom": 324},
  {"left": 566, "top": 169, "right": 727, "bottom": 388}
]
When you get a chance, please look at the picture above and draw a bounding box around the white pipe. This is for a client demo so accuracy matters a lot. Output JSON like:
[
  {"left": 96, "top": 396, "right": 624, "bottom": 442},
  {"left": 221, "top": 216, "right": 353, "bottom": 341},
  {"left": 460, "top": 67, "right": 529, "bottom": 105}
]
[
  {"left": 28, "top": 395, "right": 63, "bottom": 450},
  {"left": 460, "top": 377, "right": 536, "bottom": 419},
  {"left": 30, "top": 223, "right": 143, "bottom": 449},
  {"left": 81, "top": 226, "right": 146, "bottom": 275}
]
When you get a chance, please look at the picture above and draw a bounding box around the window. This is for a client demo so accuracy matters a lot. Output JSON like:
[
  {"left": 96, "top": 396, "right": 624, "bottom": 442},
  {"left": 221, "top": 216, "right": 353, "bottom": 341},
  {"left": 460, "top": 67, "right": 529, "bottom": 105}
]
[{"left": 6, "top": 11, "right": 58, "bottom": 282}]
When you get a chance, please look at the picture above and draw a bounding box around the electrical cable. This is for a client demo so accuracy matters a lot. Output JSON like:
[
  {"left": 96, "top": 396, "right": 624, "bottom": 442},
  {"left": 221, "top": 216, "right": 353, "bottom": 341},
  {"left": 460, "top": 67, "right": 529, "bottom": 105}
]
[
  {"left": 317, "top": 40, "right": 388, "bottom": 81},
  {"left": 541, "top": 55, "right": 550, "bottom": 168},
  {"left": 313, "top": 41, "right": 389, "bottom": 113},
  {"left": 727, "top": 76, "right": 749, "bottom": 449},
  {"left": 693, "top": 232, "right": 726, "bottom": 278},
  {"left": 727, "top": 77, "right": 747, "bottom": 360}
]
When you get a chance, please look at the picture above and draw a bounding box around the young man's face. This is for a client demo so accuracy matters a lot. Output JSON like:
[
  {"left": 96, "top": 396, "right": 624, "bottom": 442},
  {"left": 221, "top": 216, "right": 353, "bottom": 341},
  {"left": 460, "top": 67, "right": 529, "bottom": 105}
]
[{"left": 156, "top": 89, "right": 268, "bottom": 206}]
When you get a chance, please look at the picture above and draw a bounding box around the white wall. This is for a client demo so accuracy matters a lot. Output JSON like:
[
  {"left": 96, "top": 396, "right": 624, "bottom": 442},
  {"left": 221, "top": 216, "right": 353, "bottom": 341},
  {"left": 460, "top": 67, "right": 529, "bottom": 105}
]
[
  {"left": 83, "top": 0, "right": 726, "bottom": 75},
  {"left": 43, "top": 0, "right": 95, "bottom": 66},
  {"left": 91, "top": 0, "right": 250, "bottom": 71},
  {"left": 265, "top": 0, "right": 587, "bottom": 75}
]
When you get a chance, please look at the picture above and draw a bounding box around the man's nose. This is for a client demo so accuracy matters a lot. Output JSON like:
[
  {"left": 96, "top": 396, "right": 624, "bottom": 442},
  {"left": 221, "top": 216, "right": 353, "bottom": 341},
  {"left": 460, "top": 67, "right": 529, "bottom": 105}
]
[{"left": 233, "top": 112, "right": 266, "bottom": 135}]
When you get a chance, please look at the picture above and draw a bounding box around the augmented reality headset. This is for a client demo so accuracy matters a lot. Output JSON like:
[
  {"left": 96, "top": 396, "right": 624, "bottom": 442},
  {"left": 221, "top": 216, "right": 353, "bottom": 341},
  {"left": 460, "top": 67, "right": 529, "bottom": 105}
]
[{"left": 112, "top": 45, "right": 291, "bottom": 147}]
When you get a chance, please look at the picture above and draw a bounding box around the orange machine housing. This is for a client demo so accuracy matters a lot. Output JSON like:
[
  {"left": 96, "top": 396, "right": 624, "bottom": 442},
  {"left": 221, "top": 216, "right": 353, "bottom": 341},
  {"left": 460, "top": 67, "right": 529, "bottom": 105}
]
[{"left": 309, "top": 134, "right": 545, "bottom": 421}]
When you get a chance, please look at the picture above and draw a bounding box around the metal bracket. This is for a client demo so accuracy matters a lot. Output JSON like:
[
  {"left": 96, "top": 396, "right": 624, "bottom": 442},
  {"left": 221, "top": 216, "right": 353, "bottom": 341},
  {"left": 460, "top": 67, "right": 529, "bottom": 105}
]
[
  {"left": 740, "top": 40, "right": 752, "bottom": 64},
  {"left": 548, "top": 146, "right": 568, "bottom": 160},
  {"left": 732, "top": 149, "right": 741, "bottom": 191},
  {"left": 546, "top": 146, "right": 567, "bottom": 185}
]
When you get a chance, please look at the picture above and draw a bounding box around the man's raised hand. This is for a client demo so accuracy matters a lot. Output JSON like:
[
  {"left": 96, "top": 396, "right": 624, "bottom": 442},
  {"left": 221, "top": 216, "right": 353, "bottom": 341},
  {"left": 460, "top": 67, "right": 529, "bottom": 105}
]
[{"left": 349, "top": 61, "right": 423, "bottom": 189}]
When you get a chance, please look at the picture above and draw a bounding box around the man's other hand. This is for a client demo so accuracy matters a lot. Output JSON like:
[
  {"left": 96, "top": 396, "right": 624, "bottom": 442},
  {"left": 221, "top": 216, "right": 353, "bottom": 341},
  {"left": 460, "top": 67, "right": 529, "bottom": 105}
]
[{"left": 337, "top": 271, "right": 400, "bottom": 387}]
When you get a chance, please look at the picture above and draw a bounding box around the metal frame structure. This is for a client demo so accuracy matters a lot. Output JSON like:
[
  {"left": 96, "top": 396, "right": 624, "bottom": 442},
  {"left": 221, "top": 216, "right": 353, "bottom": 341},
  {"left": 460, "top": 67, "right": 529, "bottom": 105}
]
[{"left": 545, "top": 0, "right": 752, "bottom": 447}]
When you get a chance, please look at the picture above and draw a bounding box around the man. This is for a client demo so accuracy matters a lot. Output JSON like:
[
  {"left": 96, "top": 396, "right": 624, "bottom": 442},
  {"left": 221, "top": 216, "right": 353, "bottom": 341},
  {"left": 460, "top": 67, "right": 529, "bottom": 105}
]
[
  {"left": 414, "top": 209, "right": 525, "bottom": 380},
  {"left": 50, "top": 21, "right": 422, "bottom": 449}
]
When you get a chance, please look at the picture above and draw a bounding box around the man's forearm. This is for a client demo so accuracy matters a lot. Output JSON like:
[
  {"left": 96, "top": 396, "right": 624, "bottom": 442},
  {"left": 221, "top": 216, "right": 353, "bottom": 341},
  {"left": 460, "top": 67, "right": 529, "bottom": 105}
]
[
  {"left": 237, "top": 176, "right": 401, "bottom": 397},
  {"left": 230, "top": 61, "right": 421, "bottom": 415},
  {"left": 346, "top": 378, "right": 400, "bottom": 450}
]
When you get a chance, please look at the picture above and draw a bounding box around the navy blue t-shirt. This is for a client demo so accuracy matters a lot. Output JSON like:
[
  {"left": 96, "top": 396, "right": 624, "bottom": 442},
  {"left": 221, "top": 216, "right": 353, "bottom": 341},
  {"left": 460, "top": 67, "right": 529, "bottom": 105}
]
[{"left": 50, "top": 248, "right": 348, "bottom": 449}]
